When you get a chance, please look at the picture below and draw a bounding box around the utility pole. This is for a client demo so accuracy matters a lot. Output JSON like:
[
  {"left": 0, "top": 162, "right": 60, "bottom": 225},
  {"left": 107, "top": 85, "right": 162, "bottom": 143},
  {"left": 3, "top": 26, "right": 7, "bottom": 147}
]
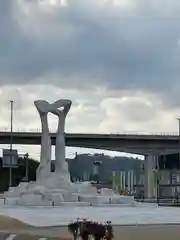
[
  {"left": 25, "top": 153, "right": 29, "bottom": 182},
  {"left": 176, "top": 117, "right": 180, "bottom": 169},
  {"left": 9, "top": 100, "right": 13, "bottom": 187},
  {"left": 156, "top": 155, "right": 160, "bottom": 204}
]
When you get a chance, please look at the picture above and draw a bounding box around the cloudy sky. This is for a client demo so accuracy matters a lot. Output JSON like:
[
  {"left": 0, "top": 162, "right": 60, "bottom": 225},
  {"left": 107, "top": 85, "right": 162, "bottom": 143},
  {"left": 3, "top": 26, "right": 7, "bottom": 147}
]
[{"left": 1, "top": 0, "right": 180, "bottom": 160}]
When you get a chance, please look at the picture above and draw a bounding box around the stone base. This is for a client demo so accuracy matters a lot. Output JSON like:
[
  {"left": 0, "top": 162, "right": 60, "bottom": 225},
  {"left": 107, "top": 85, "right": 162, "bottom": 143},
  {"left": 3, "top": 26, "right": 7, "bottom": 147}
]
[
  {"left": 36, "top": 161, "right": 52, "bottom": 181},
  {"left": 18, "top": 192, "right": 51, "bottom": 206},
  {"left": 5, "top": 182, "right": 29, "bottom": 198},
  {"left": 4, "top": 172, "right": 75, "bottom": 206},
  {"left": 36, "top": 172, "right": 72, "bottom": 191},
  {"left": 4, "top": 178, "right": 136, "bottom": 207}
]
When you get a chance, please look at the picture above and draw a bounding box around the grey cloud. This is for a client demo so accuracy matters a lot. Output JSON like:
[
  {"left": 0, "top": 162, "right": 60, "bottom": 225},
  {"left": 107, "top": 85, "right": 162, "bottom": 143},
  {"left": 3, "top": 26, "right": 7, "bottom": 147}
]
[
  {"left": 101, "top": 95, "right": 159, "bottom": 123},
  {"left": 1, "top": 0, "right": 180, "bottom": 105},
  {"left": 0, "top": 84, "right": 106, "bottom": 132},
  {"left": 118, "top": 101, "right": 158, "bottom": 122}
]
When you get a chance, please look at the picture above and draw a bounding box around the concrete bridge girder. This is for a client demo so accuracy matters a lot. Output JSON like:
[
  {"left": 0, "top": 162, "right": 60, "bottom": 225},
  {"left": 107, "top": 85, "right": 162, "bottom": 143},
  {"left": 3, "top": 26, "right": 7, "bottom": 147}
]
[
  {"left": 66, "top": 141, "right": 179, "bottom": 149},
  {"left": 0, "top": 132, "right": 179, "bottom": 156},
  {"left": 65, "top": 143, "right": 180, "bottom": 155},
  {"left": 102, "top": 148, "right": 179, "bottom": 156}
]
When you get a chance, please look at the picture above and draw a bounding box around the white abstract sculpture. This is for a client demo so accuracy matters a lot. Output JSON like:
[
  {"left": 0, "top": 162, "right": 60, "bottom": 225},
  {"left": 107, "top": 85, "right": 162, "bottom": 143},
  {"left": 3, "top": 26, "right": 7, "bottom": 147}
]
[
  {"left": 4, "top": 99, "right": 136, "bottom": 207},
  {"left": 34, "top": 99, "right": 72, "bottom": 181},
  {"left": 50, "top": 99, "right": 72, "bottom": 176},
  {"left": 34, "top": 100, "right": 51, "bottom": 180}
]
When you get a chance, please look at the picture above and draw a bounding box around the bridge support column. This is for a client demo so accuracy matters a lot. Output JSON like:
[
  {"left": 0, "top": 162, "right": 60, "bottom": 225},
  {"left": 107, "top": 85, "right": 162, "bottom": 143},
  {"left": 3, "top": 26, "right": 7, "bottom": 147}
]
[{"left": 144, "top": 155, "right": 158, "bottom": 200}]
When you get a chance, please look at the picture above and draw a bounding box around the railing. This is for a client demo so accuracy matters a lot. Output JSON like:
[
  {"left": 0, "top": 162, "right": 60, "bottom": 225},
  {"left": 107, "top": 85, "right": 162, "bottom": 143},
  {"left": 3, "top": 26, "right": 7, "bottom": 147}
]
[
  {"left": 0, "top": 127, "right": 179, "bottom": 136},
  {"left": 136, "top": 197, "right": 180, "bottom": 206}
]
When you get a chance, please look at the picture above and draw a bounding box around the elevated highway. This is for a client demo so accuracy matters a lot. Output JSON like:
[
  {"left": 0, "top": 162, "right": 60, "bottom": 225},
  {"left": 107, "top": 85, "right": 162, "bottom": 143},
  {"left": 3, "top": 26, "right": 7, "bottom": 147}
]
[{"left": 0, "top": 131, "right": 179, "bottom": 155}]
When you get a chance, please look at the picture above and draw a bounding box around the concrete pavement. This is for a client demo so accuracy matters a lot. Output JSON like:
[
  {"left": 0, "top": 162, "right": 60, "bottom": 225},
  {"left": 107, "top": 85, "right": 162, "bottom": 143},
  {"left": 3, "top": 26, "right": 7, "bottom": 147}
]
[
  {"left": 0, "top": 232, "right": 69, "bottom": 240},
  {"left": 1, "top": 224, "right": 180, "bottom": 240}
]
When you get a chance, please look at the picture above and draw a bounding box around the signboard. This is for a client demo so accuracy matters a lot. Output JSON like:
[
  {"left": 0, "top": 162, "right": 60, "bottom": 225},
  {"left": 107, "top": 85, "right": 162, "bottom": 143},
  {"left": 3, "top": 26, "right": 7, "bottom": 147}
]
[{"left": 2, "top": 149, "right": 18, "bottom": 168}]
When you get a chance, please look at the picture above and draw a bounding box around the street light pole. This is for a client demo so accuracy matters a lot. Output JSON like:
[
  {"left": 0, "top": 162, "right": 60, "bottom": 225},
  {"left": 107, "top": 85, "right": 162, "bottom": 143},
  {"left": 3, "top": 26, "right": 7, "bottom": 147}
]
[
  {"left": 156, "top": 155, "right": 160, "bottom": 204},
  {"left": 25, "top": 153, "right": 29, "bottom": 181},
  {"left": 176, "top": 117, "right": 180, "bottom": 169},
  {"left": 9, "top": 100, "right": 13, "bottom": 187}
]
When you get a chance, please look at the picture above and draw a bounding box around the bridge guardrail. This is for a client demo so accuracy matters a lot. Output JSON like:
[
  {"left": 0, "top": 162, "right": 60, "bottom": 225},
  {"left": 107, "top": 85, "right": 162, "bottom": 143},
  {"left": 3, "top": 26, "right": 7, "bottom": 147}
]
[{"left": 0, "top": 127, "right": 179, "bottom": 136}]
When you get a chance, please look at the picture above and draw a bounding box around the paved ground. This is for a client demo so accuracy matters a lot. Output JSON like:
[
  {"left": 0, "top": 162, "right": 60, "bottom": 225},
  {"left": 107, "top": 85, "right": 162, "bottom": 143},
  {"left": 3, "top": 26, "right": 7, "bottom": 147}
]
[
  {"left": 2, "top": 224, "right": 180, "bottom": 240},
  {"left": 1, "top": 215, "right": 180, "bottom": 240},
  {"left": 0, "top": 233, "right": 69, "bottom": 240}
]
